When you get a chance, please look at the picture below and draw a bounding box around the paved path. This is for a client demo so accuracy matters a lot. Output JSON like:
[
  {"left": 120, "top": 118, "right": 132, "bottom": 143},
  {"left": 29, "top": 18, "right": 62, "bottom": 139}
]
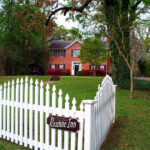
[{"left": 43, "top": 81, "right": 55, "bottom": 84}]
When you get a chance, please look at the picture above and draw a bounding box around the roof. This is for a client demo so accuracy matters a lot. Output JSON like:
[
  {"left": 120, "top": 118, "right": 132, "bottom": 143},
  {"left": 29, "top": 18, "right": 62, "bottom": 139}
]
[
  {"left": 49, "top": 40, "right": 109, "bottom": 50},
  {"left": 49, "top": 40, "right": 77, "bottom": 49}
]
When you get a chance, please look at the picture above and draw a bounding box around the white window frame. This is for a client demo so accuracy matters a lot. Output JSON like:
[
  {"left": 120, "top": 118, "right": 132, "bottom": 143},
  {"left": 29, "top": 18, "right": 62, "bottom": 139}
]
[{"left": 51, "top": 65, "right": 55, "bottom": 69}]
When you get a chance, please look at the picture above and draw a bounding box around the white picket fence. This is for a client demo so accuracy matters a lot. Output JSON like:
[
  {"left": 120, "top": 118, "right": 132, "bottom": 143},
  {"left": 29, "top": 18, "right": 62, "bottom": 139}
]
[{"left": 0, "top": 75, "right": 116, "bottom": 150}]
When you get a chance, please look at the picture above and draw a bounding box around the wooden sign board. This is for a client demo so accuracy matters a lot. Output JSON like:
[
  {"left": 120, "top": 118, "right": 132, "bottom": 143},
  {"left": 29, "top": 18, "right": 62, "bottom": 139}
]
[{"left": 47, "top": 115, "right": 80, "bottom": 132}]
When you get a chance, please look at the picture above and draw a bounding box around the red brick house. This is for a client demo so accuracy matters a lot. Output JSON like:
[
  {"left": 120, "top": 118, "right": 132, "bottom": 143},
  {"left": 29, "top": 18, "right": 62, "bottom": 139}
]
[{"left": 49, "top": 40, "right": 110, "bottom": 75}]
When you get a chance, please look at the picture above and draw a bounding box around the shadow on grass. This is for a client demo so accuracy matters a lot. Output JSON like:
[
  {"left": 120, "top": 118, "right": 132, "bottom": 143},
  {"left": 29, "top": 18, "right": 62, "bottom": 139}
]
[{"left": 101, "top": 116, "right": 129, "bottom": 150}]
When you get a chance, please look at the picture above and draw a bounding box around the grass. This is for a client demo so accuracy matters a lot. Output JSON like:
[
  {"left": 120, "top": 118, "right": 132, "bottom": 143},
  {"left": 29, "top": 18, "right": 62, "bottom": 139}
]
[{"left": 0, "top": 76, "right": 150, "bottom": 150}]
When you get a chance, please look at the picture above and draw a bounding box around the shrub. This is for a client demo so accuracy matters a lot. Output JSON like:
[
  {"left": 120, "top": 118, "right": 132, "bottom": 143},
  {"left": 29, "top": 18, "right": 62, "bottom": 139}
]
[
  {"left": 82, "top": 70, "right": 93, "bottom": 76},
  {"left": 117, "top": 78, "right": 150, "bottom": 90},
  {"left": 134, "top": 79, "right": 150, "bottom": 90},
  {"left": 96, "top": 69, "right": 106, "bottom": 76},
  {"left": 138, "top": 56, "right": 150, "bottom": 77},
  {"left": 61, "top": 70, "right": 68, "bottom": 76},
  {"left": 47, "top": 69, "right": 70, "bottom": 76},
  {"left": 77, "top": 71, "right": 83, "bottom": 76}
]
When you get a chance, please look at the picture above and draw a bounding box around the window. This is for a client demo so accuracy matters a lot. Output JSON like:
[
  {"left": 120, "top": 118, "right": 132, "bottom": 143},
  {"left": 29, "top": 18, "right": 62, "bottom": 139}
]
[
  {"left": 89, "top": 65, "right": 96, "bottom": 70},
  {"left": 51, "top": 65, "right": 55, "bottom": 69},
  {"left": 58, "top": 50, "right": 66, "bottom": 57},
  {"left": 59, "top": 64, "right": 65, "bottom": 69},
  {"left": 51, "top": 50, "right": 57, "bottom": 57},
  {"left": 72, "top": 50, "right": 80, "bottom": 57},
  {"left": 49, "top": 64, "right": 65, "bottom": 69},
  {"left": 89, "top": 65, "right": 106, "bottom": 70},
  {"left": 98, "top": 65, "right": 106, "bottom": 70},
  {"left": 50, "top": 50, "right": 66, "bottom": 57},
  {"left": 75, "top": 46, "right": 80, "bottom": 49}
]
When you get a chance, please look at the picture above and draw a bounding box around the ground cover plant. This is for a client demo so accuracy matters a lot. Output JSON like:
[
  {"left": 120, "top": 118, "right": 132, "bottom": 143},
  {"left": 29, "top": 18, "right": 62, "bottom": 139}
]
[{"left": 0, "top": 76, "right": 150, "bottom": 150}]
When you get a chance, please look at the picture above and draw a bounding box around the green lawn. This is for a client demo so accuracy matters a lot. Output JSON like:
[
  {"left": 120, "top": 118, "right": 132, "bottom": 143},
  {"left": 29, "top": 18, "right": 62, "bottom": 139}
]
[{"left": 0, "top": 76, "right": 150, "bottom": 150}]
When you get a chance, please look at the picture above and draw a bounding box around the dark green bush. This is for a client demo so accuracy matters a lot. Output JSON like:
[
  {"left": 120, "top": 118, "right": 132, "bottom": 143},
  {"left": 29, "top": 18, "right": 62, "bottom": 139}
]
[
  {"left": 61, "top": 70, "right": 68, "bottom": 76},
  {"left": 77, "top": 71, "right": 83, "bottom": 76},
  {"left": 138, "top": 56, "right": 150, "bottom": 77},
  {"left": 134, "top": 79, "right": 150, "bottom": 90},
  {"left": 117, "top": 78, "right": 150, "bottom": 90}
]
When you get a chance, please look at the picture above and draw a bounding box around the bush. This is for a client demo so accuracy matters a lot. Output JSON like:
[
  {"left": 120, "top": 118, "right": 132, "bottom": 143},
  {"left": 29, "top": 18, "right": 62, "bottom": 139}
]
[
  {"left": 76, "top": 70, "right": 106, "bottom": 76},
  {"left": 77, "top": 71, "right": 83, "bottom": 76},
  {"left": 138, "top": 56, "right": 150, "bottom": 77},
  {"left": 117, "top": 78, "right": 150, "bottom": 90},
  {"left": 61, "top": 70, "right": 68, "bottom": 76},
  {"left": 134, "top": 79, "right": 150, "bottom": 90},
  {"left": 47, "top": 69, "right": 70, "bottom": 75},
  {"left": 96, "top": 69, "right": 106, "bottom": 76},
  {"left": 82, "top": 70, "right": 93, "bottom": 76}
]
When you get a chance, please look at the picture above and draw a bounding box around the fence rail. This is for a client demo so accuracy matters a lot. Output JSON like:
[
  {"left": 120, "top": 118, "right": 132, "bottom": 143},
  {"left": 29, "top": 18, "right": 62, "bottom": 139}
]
[{"left": 0, "top": 75, "right": 116, "bottom": 150}]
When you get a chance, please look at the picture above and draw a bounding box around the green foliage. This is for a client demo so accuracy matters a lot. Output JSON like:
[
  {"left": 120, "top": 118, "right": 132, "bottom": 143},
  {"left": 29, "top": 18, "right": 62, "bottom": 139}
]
[
  {"left": 79, "top": 37, "right": 107, "bottom": 65},
  {"left": 76, "top": 71, "right": 83, "bottom": 76},
  {"left": 0, "top": 0, "right": 52, "bottom": 75},
  {"left": 61, "top": 70, "right": 68, "bottom": 76},
  {"left": 139, "top": 56, "right": 150, "bottom": 77},
  {"left": 118, "top": 78, "right": 150, "bottom": 90},
  {"left": 134, "top": 79, "right": 150, "bottom": 90},
  {"left": 52, "top": 25, "right": 83, "bottom": 40}
]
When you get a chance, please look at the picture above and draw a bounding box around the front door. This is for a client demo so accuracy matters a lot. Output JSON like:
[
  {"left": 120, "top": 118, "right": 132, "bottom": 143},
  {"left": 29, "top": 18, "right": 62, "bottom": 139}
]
[
  {"left": 75, "top": 65, "right": 79, "bottom": 75},
  {"left": 72, "top": 62, "right": 81, "bottom": 75}
]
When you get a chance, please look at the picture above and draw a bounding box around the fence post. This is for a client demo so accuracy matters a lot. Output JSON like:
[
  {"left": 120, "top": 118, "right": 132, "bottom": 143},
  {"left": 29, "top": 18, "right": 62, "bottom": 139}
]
[
  {"left": 83, "top": 100, "right": 97, "bottom": 150},
  {"left": 113, "top": 85, "right": 117, "bottom": 123}
]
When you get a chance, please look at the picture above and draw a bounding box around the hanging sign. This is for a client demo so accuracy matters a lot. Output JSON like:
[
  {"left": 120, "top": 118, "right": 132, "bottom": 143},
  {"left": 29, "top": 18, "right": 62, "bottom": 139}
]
[{"left": 47, "top": 115, "right": 80, "bottom": 132}]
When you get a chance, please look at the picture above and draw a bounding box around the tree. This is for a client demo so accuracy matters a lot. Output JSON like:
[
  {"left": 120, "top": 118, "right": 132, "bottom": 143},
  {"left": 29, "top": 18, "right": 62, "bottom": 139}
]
[
  {"left": 0, "top": 0, "right": 55, "bottom": 75},
  {"left": 50, "top": 25, "right": 83, "bottom": 40},
  {"left": 46, "top": 0, "right": 150, "bottom": 99},
  {"left": 79, "top": 37, "right": 107, "bottom": 76}
]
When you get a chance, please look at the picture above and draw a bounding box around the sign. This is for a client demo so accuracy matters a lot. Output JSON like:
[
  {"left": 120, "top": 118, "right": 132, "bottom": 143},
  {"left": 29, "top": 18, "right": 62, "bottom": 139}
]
[{"left": 47, "top": 115, "right": 80, "bottom": 132}]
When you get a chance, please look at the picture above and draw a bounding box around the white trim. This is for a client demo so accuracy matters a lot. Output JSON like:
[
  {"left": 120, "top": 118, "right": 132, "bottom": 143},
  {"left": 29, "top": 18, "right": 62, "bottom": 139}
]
[
  {"left": 71, "top": 61, "right": 81, "bottom": 75},
  {"left": 64, "top": 41, "right": 82, "bottom": 49}
]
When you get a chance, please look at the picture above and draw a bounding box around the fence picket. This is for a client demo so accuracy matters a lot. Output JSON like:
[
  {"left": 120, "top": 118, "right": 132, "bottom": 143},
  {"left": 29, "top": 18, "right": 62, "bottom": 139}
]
[
  {"left": 45, "top": 84, "right": 50, "bottom": 150},
  {"left": 71, "top": 98, "right": 76, "bottom": 150},
  {"left": 3, "top": 82, "right": 6, "bottom": 139},
  {"left": 34, "top": 79, "right": 39, "bottom": 150},
  {"left": 11, "top": 80, "right": 15, "bottom": 142},
  {"left": 40, "top": 81, "right": 44, "bottom": 149},
  {"left": 19, "top": 78, "right": 23, "bottom": 145},
  {"left": 15, "top": 78, "right": 19, "bottom": 144},
  {"left": 58, "top": 89, "right": 63, "bottom": 149},
  {"left": 52, "top": 85, "right": 56, "bottom": 148},
  {"left": 24, "top": 77, "right": 28, "bottom": 147},
  {"left": 29, "top": 78, "right": 33, "bottom": 149},
  {"left": 64, "top": 93, "right": 70, "bottom": 150},
  {"left": 6, "top": 81, "right": 10, "bottom": 140}
]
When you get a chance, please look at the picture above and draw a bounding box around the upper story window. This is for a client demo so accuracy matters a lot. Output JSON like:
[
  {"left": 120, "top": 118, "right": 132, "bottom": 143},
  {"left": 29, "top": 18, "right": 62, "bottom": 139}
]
[
  {"left": 50, "top": 50, "right": 66, "bottom": 57},
  {"left": 71, "top": 50, "right": 80, "bottom": 57}
]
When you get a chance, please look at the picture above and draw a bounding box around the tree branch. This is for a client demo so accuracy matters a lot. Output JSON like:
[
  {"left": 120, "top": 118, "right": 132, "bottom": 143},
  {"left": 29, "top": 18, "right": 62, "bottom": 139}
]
[
  {"left": 46, "top": 0, "right": 93, "bottom": 26},
  {"left": 129, "top": 0, "right": 142, "bottom": 24}
]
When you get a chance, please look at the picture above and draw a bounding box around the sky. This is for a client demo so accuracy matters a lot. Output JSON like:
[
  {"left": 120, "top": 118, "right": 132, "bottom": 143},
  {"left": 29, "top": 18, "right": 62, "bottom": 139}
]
[{"left": 55, "top": 13, "right": 79, "bottom": 29}]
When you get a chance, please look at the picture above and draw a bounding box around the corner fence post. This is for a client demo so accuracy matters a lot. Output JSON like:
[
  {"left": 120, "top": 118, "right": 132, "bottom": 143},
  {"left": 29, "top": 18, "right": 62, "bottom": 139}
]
[{"left": 83, "top": 100, "right": 97, "bottom": 150}]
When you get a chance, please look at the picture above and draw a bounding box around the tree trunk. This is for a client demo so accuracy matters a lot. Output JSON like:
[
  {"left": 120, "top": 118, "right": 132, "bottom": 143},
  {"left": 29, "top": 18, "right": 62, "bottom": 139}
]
[
  {"left": 104, "top": 0, "right": 130, "bottom": 88},
  {"left": 130, "top": 70, "right": 134, "bottom": 99}
]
